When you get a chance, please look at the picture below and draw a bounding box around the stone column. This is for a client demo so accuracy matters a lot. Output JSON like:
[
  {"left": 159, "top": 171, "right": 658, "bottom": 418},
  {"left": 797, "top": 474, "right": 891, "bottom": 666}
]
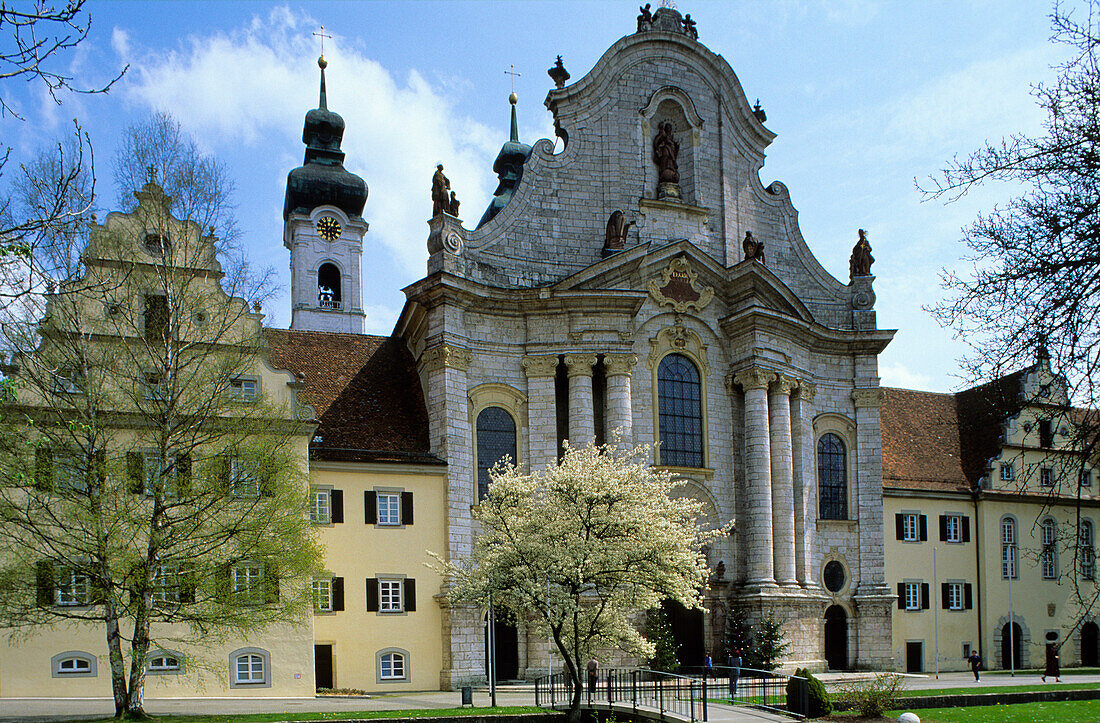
[
  {"left": 420, "top": 343, "right": 479, "bottom": 689},
  {"left": 734, "top": 367, "right": 776, "bottom": 588},
  {"left": 791, "top": 381, "right": 817, "bottom": 587},
  {"left": 522, "top": 355, "right": 559, "bottom": 470},
  {"left": 565, "top": 354, "right": 597, "bottom": 448},
  {"left": 604, "top": 353, "right": 637, "bottom": 445},
  {"left": 769, "top": 375, "right": 798, "bottom": 587}
]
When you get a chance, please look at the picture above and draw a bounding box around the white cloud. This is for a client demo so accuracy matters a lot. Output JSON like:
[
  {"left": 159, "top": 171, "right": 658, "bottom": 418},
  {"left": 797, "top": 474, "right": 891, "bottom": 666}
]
[
  {"left": 117, "top": 6, "right": 497, "bottom": 277},
  {"left": 879, "top": 361, "right": 937, "bottom": 391}
]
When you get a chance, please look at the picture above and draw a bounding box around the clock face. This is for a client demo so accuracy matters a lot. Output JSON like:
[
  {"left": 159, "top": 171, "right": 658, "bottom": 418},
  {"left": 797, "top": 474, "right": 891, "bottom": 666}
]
[{"left": 316, "top": 216, "right": 342, "bottom": 241}]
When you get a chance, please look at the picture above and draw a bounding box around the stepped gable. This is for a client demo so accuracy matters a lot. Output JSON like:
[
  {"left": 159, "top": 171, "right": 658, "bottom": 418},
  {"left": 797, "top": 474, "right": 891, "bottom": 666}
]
[
  {"left": 881, "top": 388, "right": 969, "bottom": 493},
  {"left": 265, "top": 329, "right": 436, "bottom": 464}
]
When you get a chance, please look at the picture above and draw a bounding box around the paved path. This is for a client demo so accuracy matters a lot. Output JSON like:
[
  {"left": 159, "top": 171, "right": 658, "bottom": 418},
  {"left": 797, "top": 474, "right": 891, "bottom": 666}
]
[{"left": 3, "top": 671, "right": 1100, "bottom": 722}]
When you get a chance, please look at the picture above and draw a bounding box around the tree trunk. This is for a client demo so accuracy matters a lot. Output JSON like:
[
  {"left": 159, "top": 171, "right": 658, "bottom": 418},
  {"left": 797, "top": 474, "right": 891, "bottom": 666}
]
[{"left": 104, "top": 600, "right": 128, "bottom": 718}]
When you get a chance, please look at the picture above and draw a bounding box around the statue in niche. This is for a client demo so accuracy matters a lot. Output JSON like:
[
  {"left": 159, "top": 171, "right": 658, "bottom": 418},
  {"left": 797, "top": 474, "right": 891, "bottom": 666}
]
[
  {"left": 652, "top": 121, "right": 680, "bottom": 184},
  {"left": 683, "top": 13, "right": 698, "bottom": 39},
  {"left": 743, "top": 231, "right": 765, "bottom": 263},
  {"left": 638, "top": 3, "right": 652, "bottom": 30},
  {"left": 849, "top": 228, "right": 874, "bottom": 278},
  {"left": 604, "top": 210, "right": 635, "bottom": 256},
  {"left": 431, "top": 164, "right": 452, "bottom": 216}
]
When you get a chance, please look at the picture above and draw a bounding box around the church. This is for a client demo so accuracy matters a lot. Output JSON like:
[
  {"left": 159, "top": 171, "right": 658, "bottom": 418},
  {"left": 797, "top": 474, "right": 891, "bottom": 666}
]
[
  {"left": 8, "top": 4, "right": 1098, "bottom": 700},
  {"left": 272, "top": 4, "right": 893, "bottom": 689}
]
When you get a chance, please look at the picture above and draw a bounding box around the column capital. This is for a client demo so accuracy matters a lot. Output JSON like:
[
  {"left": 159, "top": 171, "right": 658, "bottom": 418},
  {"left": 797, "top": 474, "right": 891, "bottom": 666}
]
[
  {"left": 851, "top": 387, "right": 885, "bottom": 408},
  {"left": 770, "top": 374, "right": 798, "bottom": 396},
  {"left": 420, "top": 343, "right": 472, "bottom": 373},
  {"left": 733, "top": 367, "right": 775, "bottom": 391},
  {"left": 798, "top": 381, "right": 817, "bottom": 402},
  {"left": 522, "top": 354, "right": 559, "bottom": 378},
  {"left": 604, "top": 353, "right": 638, "bottom": 377},
  {"left": 564, "top": 353, "right": 598, "bottom": 377}
]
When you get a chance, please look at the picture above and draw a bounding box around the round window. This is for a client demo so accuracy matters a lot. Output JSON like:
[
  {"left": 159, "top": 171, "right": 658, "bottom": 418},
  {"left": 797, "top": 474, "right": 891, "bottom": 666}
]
[
  {"left": 1046, "top": 631, "right": 1059, "bottom": 642},
  {"left": 823, "top": 561, "right": 846, "bottom": 593}
]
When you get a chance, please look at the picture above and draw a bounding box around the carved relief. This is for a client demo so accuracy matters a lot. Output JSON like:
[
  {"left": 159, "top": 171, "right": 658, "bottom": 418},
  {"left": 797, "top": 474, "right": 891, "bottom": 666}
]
[
  {"left": 521, "top": 355, "right": 559, "bottom": 377},
  {"left": 732, "top": 366, "right": 775, "bottom": 391},
  {"left": 420, "top": 344, "right": 472, "bottom": 373},
  {"left": 851, "top": 388, "right": 885, "bottom": 408},
  {"left": 647, "top": 318, "right": 710, "bottom": 375},
  {"left": 604, "top": 353, "right": 639, "bottom": 377},
  {"left": 647, "top": 257, "right": 714, "bottom": 312},
  {"left": 563, "top": 354, "right": 598, "bottom": 377}
]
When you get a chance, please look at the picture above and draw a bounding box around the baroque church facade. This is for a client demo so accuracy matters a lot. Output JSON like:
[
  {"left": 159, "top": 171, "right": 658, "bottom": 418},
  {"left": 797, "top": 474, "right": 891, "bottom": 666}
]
[{"left": 281, "top": 6, "right": 895, "bottom": 687}]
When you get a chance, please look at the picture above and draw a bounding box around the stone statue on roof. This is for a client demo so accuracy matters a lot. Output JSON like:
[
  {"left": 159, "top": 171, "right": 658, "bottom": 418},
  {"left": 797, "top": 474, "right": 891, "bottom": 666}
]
[
  {"left": 638, "top": 3, "right": 653, "bottom": 30},
  {"left": 849, "top": 229, "right": 874, "bottom": 278},
  {"left": 432, "top": 164, "right": 451, "bottom": 217},
  {"left": 743, "top": 231, "right": 765, "bottom": 263}
]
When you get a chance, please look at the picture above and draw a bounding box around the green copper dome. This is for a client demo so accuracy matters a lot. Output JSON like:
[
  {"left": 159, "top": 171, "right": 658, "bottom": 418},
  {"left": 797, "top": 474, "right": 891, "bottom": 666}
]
[
  {"left": 283, "top": 58, "right": 368, "bottom": 220},
  {"left": 478, "top": 95, "right": 531, "bottom": 228}
]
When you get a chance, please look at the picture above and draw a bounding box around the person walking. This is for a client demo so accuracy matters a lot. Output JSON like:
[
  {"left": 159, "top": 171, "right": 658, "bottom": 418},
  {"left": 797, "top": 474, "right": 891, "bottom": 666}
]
[
  {"left": 703, "top": 651, "right": 713, "bottom": 681},
  {"left": 1043, "top": 645, "right": 1061, "bottom": 682},
  {"left": 729, "top": 648, "right": 742, "bottom": 698},
  {"left": 586, "top": 657, "right": 598, "bottom": 703},
  {"left": 967, "top": 649, "right": 982, "bottom": 681}
]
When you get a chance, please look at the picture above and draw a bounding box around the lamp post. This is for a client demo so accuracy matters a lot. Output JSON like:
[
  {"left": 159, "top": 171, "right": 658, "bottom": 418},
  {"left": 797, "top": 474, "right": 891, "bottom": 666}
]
[
  {"left": 1008, "top": 543, "right": 1016, "bottom": 677},
  {"left": 488, "top": 592, "right": 497, "bottom": 707},
  {"left": 933, "top": 546, "right": 940, "bottom": 679}
]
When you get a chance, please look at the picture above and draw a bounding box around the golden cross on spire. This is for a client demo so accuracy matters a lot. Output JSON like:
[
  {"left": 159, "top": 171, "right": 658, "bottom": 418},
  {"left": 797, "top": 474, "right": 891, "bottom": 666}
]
[
  {"left": 313, "top": 25, "right": 332, "bottom": 57},
  {"left": 505, "top": 64, "right": 521, "bottom": 93}
]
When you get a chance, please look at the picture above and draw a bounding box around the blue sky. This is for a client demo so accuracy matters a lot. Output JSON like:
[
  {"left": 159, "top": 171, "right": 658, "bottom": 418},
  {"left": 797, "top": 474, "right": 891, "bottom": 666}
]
[{"left": 2, "top": 0, "right": 1072, "bottom": 392}]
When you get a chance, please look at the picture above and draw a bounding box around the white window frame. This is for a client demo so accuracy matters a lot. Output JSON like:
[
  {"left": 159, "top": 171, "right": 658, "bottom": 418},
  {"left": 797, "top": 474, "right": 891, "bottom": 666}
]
[
  {"left": 903, "top": 581, "right": 920, "bottom": 611},
  {"left": 230, "top": 458, "right": 259, "bottom": 498},
  {"left": 52, "top": 651, "right": 97, "bottom": 678},
  {"left": 56, "top": 567, "right": 90, "bottom": 607},
  {"left": 313, "top": 578, "right": 333, "bottom": 613},
  {"left": 377, "top": 492, "right": 400, "bottom": 526},
  {"left": 143, "top": 452, "right": 177, "bottom": 498},
  {"left": 378, "top": 650, "right": 408, "bottom": 681},
  {"left": 901, "top": 513, "right": 919, "bottom": 542},
  {"left": 53, "top": 368, "right": 84, "bottom": 395},
  {"left": 310, "top": 487, "right": 331, "bottom": 524},
  {"left": 143, "top": 372, "right": 167, "bottom": 401},
  {"left": 232, "top": 563, "right": 264, "bottom": 604},
  {"left": 55, "top": 449, "right": 88, "bottom": 493},
  {"left": 146, "top": 650, "right": 183, "bottom": 675},
  {"left": 1001, "top": 462, "right": 1015, "bottom": 482},
  {"left": 379, "top": 579, "right": 403, "bottom": 613},
  {"left": 1042, "top": 518, "right": 1058, "bottom": 579},
  {"left": 945, "top": 514, "right": 962, "bottom": 543},
  {"left": 946, "top": 582, "right": 964, "bottom": 610},
  {"left": 1081, "top": 520, "right": 1095, "bottom": 580},
  {"left": 230, "top": 377, "right": 258, "bottom": 402},
  {"left": 234, "top": 653, "right": 265, "bottom": 684},
  {"left": 1002, "top": 517, "right": 1018, "bottom": 579},
  {"left": 152, "top": 562, "right": 180, "bottom": 605},
  {"left": 1040, "top": 466, "right": 1054, "bottom": 487},
  {"left": 1082, "top": 470, "right": 1093, "bottom": 488}
]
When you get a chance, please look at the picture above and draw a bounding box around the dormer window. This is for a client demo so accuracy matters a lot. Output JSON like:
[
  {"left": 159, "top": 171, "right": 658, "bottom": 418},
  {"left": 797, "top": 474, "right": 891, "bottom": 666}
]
[{"left": 143, "top": 234, "right": 170, "bottom": 256}]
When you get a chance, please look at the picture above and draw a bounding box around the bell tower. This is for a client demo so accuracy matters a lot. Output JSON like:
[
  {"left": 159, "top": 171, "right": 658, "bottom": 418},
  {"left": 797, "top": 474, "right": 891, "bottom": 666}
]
[{"left": 283, "top": 55, "right": 368, "bottom": 333}]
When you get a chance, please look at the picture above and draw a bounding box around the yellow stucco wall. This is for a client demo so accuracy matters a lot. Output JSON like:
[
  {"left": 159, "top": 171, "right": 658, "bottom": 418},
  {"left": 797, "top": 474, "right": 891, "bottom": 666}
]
[{"left": 310, "top": 462, "right": 447, "bottom": 692}]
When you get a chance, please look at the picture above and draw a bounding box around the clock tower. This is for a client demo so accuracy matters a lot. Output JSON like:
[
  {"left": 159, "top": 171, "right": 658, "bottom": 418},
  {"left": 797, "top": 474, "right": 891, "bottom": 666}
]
[{"left": 283, "top": 56, "right": 368, "bottom": 333}]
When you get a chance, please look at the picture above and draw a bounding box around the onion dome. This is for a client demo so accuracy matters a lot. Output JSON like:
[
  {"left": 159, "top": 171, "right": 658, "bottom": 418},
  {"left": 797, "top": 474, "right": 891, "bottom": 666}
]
[
  {"left": 283, "top": 56, "right": 368, "bottom": 220},
  {"left": 477, "top": 92, "right": 532, "bottom": 228}
]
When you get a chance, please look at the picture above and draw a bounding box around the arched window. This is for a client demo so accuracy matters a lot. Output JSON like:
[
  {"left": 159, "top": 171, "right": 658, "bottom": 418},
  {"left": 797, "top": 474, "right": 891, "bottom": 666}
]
[
  {"left": 317, "top": 263, "right": 342, "bottom": 309},
  {"left": 228, "top": 647, "right": 270, "bottom": 688},
  {"left": 476, "top": 407, "right": 516, "bottom": 501},
  {"left": 377, "top": 648, "right": 409, "bottom": 682},
  {"left": 1001, "top": 517, "right": 1018, "bottom": 579},
  {"left": 1082, "top": 520, "right": 1095, "bottom": 580},
  {"left": 657, "top": 354, "right": 703, "bottom": 468},
  {"left": 817, "top": 433, "right": 847, "bottom": 520},
  {"left": 1041, "top": 518, "right": 1058, "bottom": 579}
]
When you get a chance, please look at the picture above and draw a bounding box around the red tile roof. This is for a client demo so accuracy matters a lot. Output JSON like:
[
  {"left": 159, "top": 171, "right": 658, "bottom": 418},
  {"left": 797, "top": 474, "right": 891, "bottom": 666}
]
[{"left": 264, "top": 329, "right": 439, "bottom": 465}]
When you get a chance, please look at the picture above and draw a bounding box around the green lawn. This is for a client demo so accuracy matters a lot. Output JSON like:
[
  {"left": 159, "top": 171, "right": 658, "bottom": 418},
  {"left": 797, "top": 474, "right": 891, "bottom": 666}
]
[
  {"left": 50, "top": 706, "right": 547, "bottom": 723},
  {"left": 898, "top": 681, "right": 1100, "bottom": 697},
  {"left": 890, "top": 699, "right": 1100, "bottom": 722}
]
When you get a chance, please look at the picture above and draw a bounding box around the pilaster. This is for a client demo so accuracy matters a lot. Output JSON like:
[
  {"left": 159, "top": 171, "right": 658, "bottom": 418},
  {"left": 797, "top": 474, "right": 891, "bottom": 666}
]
[
  {"left": 522, "top": 355, "right": 559, "bottom": 470},
  {"left": 791, "top": 381, "right": 817, "bottom": 587}
]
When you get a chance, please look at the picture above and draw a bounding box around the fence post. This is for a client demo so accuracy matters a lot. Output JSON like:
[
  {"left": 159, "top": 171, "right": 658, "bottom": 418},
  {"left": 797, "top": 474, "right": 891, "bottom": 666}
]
[
  {"left": 659, "top": 677, "right": 664, "bottom": 716},
  {"left": 535, "top": 678, "right": 540, "bottom": 708},
  {"left": 551, "top": 674, "right": 556, "bottom": 708},
  {"left": 802, "top": 676, "right": 809, "bottom": 718},
  {"left": 607, "top": 670, "right": 613, "bottom": 707},
  {"left": 631, "top": 670, "right": 637, "bottom": 711},
  {"left": 702, "top": 672, "right": 708, "bottom": 722}
]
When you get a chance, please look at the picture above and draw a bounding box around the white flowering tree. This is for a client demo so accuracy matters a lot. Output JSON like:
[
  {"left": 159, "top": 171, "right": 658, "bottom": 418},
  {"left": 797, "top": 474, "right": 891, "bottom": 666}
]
[{"left": 440, "top": 442, "right": 721, "bottom": 723}]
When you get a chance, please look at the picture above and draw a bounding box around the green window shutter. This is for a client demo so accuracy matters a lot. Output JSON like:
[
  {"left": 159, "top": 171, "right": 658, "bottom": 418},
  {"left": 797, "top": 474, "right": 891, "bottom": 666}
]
[
  {"left": 264, "top": 564, "right": 279, "bottom": 603},
  {"left": 90, "top": 450, "right": 106, "bottom": 491},
  {"left": 403, "top": 578, "right": 416, "bottom": 612},
  {"left": 35, "top": 447, "right": 54, "bottom": 492},
  {"left": 217, "top": 456, "right": 231, "bottom": 496},
  {"left": 36, "top": 560, "right": 55, "bottom": 607},
  {"left": 401, "top": 492, "right": 414, "bottom": 525},
  {"left": 179, "top": 563, "right": 196, "bottom": 604},
  {"left": 364, "top": 491, "right": 377, "bottom": 524},
  {"left": 365, "top": 578, "right": 379, "bottom": 612},
  {"left": 214, "top": 563, "right": 230, "bottom": 603},
  {"left": 332, "top": 577, "right": 344, "bottom": 612},
  {"left": 126, "top": 452, "right": 145, "bottom": 494},
  {"left": 175, "top": 454, "right": 192, "bottom": 496}
]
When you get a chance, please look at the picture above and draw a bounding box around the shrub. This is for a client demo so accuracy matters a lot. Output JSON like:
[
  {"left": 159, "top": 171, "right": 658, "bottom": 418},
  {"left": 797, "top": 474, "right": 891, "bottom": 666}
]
[
  {"left": 785, "top": 668, "right": 831, "bottom": 717},
  {"left": 835, "top": 673, "right": 904, "bottom": 718}
]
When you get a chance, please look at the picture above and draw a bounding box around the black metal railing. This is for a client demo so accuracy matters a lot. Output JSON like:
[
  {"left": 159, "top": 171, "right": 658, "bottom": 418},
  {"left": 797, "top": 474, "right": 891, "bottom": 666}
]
[{"left": 534, "top": 666, "right": 808, "bottom": 721}]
